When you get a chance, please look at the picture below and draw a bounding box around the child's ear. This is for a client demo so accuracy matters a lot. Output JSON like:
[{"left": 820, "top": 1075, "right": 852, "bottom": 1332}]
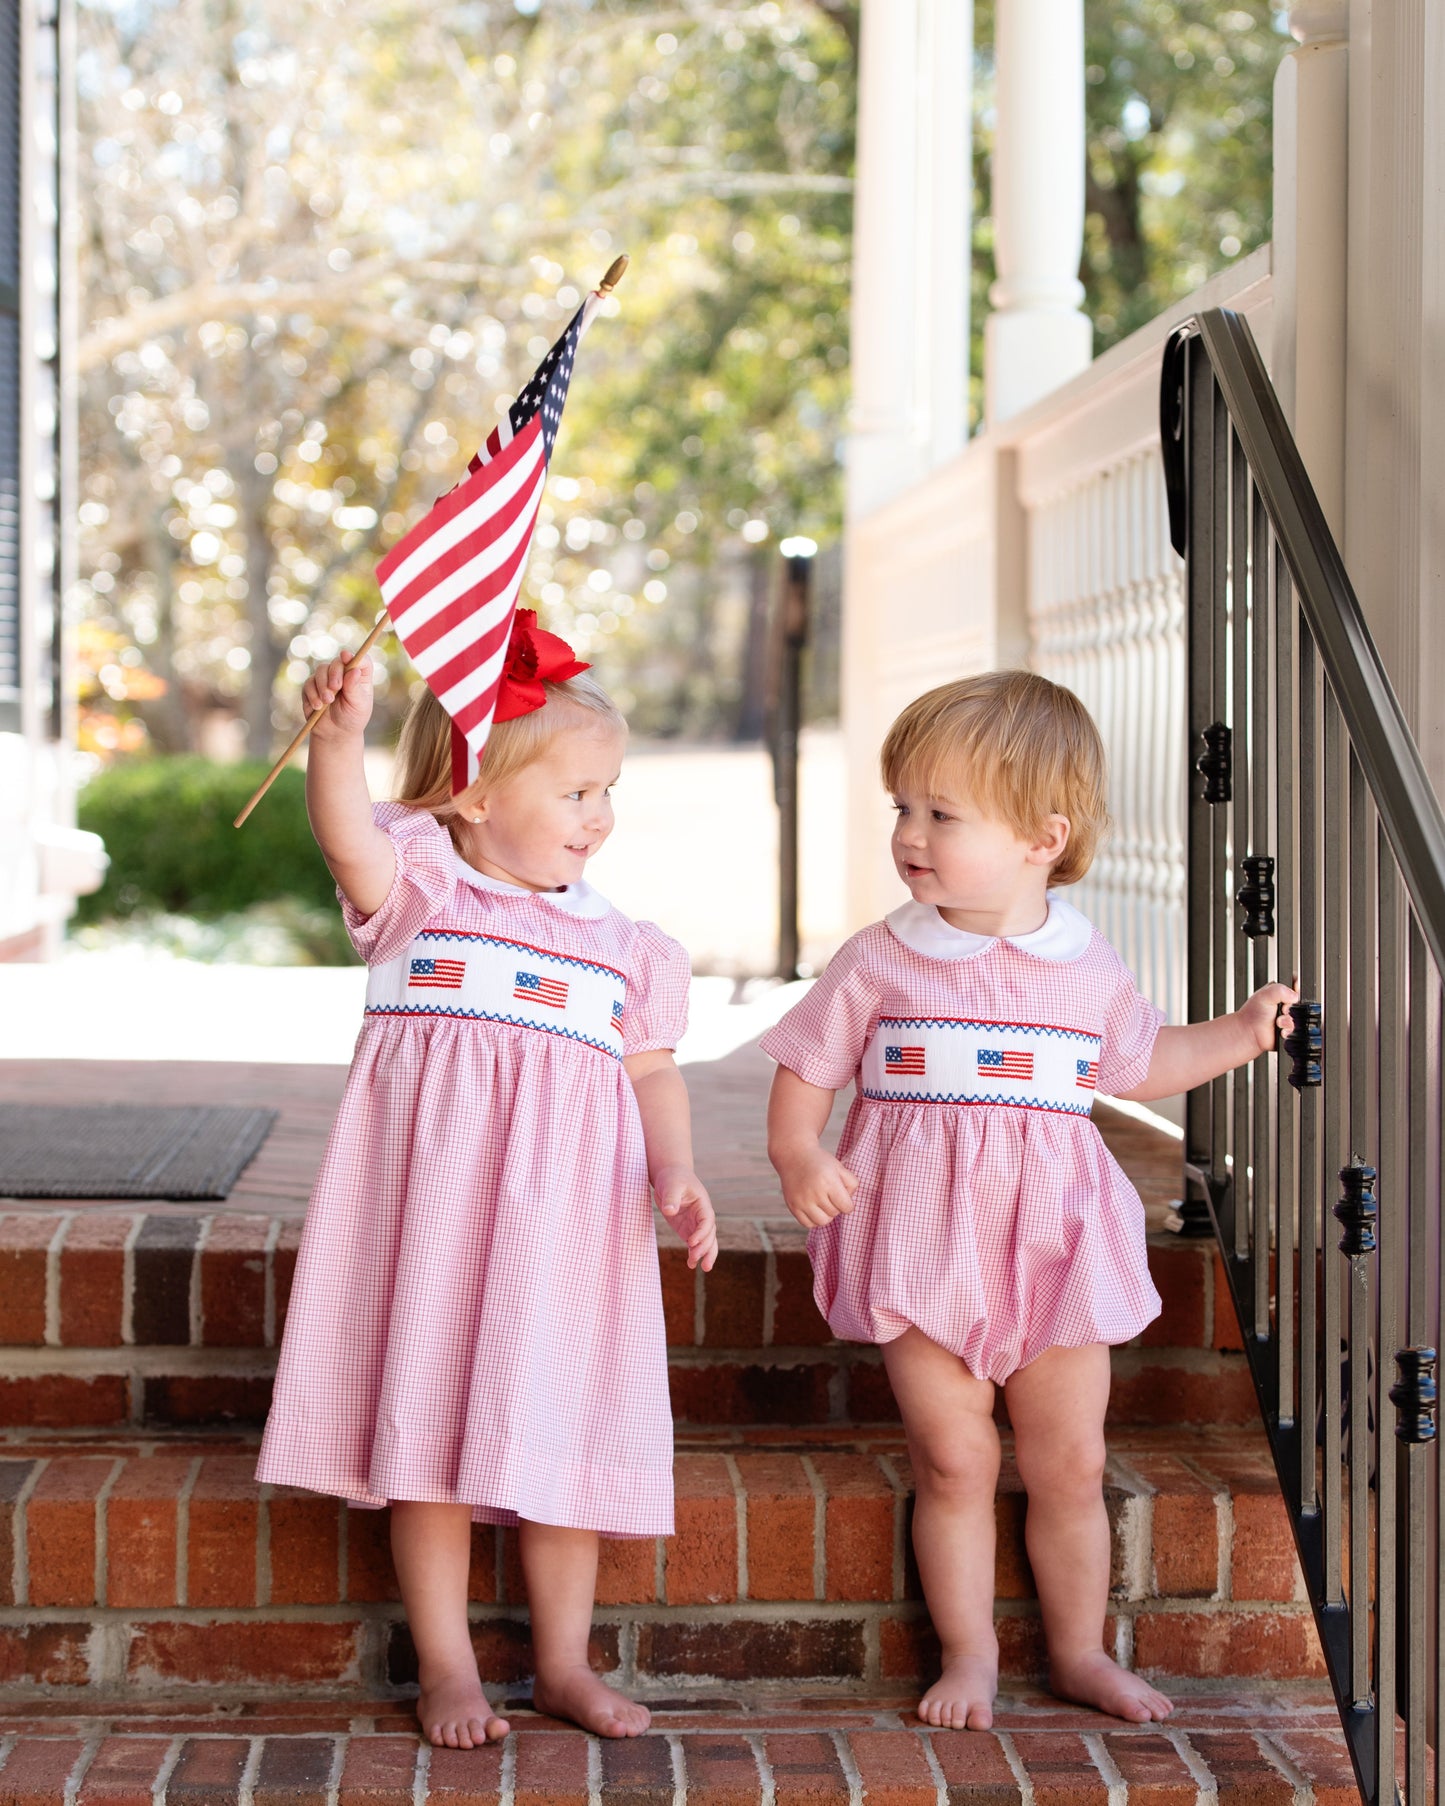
[{"left": 1028, "top": 814, "right": 1071, "bottom": 867}]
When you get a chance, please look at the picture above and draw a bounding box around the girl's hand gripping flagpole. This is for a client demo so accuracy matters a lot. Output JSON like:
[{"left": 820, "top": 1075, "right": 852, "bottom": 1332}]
[{"left": 233, "top": 253, "right": 630, "bottom": 830}]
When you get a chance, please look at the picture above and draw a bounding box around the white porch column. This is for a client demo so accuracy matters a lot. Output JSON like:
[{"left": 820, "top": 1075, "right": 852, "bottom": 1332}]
[
  {"left": 918, "top": 0, "right": 972, "bottom": 468},
  {"left": 846, "top": 0, "right": 925, "bottom": 519},
  {"left": 984, "top": 0, "right": 1092, "bottom": 424},
  {"left": 1271, "top": 2, "right": 1348, "bottom": 537}
]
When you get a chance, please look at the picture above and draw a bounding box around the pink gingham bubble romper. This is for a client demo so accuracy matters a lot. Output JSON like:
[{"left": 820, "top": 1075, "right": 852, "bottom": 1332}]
[
  {"left": 758, "top": 897, "right": 1164, "bottom": 1383},
  {"left": 255, "top": 803, "right": 689, "bottom": 1537}
]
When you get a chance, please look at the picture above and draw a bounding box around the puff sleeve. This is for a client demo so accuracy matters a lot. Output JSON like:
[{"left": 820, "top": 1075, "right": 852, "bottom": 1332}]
[
  {"left": 341, "top": 802, "right": 457, "bottom": 964},
  {"left": 623, "top": 922, "right": 693, "bottom": 1055},
  {"left": 1095, "top": 949, "right": 1166, "bottom": 1096},
  {"left": 757, "top": 934, "right": 882, "bottom": 1091}
]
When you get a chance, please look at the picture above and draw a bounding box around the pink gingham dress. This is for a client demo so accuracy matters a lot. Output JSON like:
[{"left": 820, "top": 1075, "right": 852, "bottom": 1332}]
[
  {"left": 255, "top": 803, "right": 689, "bottom": 1537},
  {"left": 758, "top": 897, "right": 1164, "bottom": 1383}
]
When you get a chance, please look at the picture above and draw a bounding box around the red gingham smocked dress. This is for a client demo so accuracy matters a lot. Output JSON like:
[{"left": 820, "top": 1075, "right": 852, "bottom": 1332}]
[
  {"left": 758, "top": 897, "right": 1165, "bottom": 1383},
  {"left": 255, "top": 803, "right": 690, "bottom": 1537}
]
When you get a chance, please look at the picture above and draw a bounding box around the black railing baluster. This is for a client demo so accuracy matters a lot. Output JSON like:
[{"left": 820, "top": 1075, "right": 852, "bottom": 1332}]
[
  {"left": 1274, "top": 541, "right": 1296, "bottom": 1428},
  {"left": 1249, "top": 484, "right": 1273, "bottom": 1344},
  {"left": 1297, "top": 619, "right": 1321, "bottom": 1513},
  {"left": 1160, "top": 307, "right": 1445, "bottom": 1806},
  {"left": 1373, "top": 844, "right": 1400, "bottom": 1787},
  {"left": 1321, "top": 682, "right": 1347, "bottom": 1608},
  {"left": 1231, "top": 432, "right": 1252, "bottom": 1266}
]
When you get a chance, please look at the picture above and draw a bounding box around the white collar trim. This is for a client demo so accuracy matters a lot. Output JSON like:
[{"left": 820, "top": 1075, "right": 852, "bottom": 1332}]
[
  {"left": 884, "top": 894, "right": 1095, "bottom": 963},
  {"left": 452, "top": 852, "right": 612, "bottom": 919}
]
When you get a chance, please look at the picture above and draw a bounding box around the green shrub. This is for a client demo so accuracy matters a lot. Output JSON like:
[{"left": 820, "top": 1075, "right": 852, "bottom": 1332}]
[{"left": 75, "top": 756, "right": 342, "bottom": 927}]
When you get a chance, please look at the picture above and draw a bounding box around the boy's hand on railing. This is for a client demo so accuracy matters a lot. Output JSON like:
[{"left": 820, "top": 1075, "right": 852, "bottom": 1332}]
[
  {"left": 772, "top": 1142, "right": 860, "bottom": 1229},
  {"left": 654, "top": 1166, "right": 719, "bottom": 1272},
  {"left": 303, "top": 650, "right": 373, "bottom": 740},
  {"left": 1238, "top": 980, "right": 1300, "bottom": 1056}
]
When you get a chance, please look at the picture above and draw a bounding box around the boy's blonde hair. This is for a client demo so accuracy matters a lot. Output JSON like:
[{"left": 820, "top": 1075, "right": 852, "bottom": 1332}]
[
  {"left": 880, "top": 670, "right": 1109, "bottom": 886},
  {"left": 393, "top": 674, "right": 626, "bottom": 835}
]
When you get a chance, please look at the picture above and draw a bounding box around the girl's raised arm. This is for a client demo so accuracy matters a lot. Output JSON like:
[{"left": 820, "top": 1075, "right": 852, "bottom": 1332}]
[{"left": 302, "top": 651, "right": 395, "bottom": 918}]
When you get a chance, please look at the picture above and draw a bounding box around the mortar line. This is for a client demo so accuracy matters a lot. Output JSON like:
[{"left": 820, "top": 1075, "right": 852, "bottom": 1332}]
[
  {"left": 1164, "top": 1727, "right": 1218, "bottom": 1799},
  {"left": 257, "top": 1483, "right": 272, "bottom": 1608},
  {"left": 994, "top": 1730, "right": 1037, "bottom": 1806},
  {"left": 799, "top": 1454, "right": 827, "bottom": 1601},
  {"left": 122, "top": 1214, "right": 143, "bottom": 1347},
  {"left": 262, "top": 1216, "right": 282, "bottom": 1347},
  {"left": 175, "top": 1455, "right": 204, "bottom": 1607},
  {"left": 918, "top": 1730, "right": 949, "bottom": 1806},
  {"left": 411, "top": 1739, "right": 431, "bottom": 1806},
  {"left": 236, "top": 1734, "right": 263, "bottom": 1806},
  {"left": 757, "top": 1221, "right": 778, "bottom": 1347},
  {"left": 93, "top": 1456, "right": 124, "bottom": 1607},
  {"left": 190, "top": 1216, "right": 214, "bottom": 1347},
  {"left": 723, "top": 1452, "right": 749, "bottom": 1599},
  {"left": 12, "top": 1457, "right": 46, "bottom": 1608},
  {"left": 1082, "top": 1730, "right": 1126, "bottom": 1806},
  {"left": 45, "top": 1214, "right": 70, "bottom": 1348},
  {"left": 745, "top": 1731, "right": 776, "bottom": 1806},
  {"left": 64, "top": 1732, "right": 104, "bottom": 1806},
  {"left": 1251, "top": 1730, "right": 1311, "bottom": 1806},
  {"left": 830, "top": 1727, "right": 864, "bottom": 1806},
  {"left": 497, "top": 1728, "right": 517, "bottom": 1806},
  {"left": 151, "top": 1734, "right": 184, "bottom": 1803},
  {"left": 666, "top": 1731, "right": 685, "bottom": 1806},
  {"left": 877, "top": 1452, "right": 909, "bottom": 1604},
  {"left": 586, "top": 1732, "right": 601, "bottom": 1806}
]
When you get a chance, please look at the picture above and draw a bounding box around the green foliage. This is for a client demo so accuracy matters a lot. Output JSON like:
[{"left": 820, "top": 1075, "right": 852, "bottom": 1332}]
[{"left": 75, "top": 757, "right": 341, "bottom": 928}]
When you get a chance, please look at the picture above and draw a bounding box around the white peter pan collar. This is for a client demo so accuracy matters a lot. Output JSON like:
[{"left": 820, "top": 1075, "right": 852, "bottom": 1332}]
[
  {"left": 885, "top": 894, "right": 1095, "bottom": 963},
  {"left": 452, "top": 851, "right": 612, "bottom": 919}
]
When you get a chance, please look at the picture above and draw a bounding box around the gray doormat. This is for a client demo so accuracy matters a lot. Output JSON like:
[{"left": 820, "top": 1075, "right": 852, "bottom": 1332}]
[{"left": 0, "top": 1104, "right": 278, "bottom": 1200}]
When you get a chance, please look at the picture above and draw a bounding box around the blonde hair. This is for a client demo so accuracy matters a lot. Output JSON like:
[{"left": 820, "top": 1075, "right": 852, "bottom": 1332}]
[
  {"left": 393, "top": 674, "right": 626, "bottom": 835},
  {"left": 879, "top": 670, "right": 1109, "bottom": 886}
]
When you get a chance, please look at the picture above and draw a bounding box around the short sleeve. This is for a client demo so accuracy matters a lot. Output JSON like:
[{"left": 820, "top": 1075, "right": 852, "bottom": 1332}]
[
  {"left": 623, "top": 923, "right": 692, "bottom": 1054},
  {"left": 757, "top": 936, "right": 882, "bottom": 1091},
  {"left": 1095, "top": 950, "right": 1166, "bottom": 1096},
  {"left": 341, "top": 803, "right": 457, "bottom": 964}
]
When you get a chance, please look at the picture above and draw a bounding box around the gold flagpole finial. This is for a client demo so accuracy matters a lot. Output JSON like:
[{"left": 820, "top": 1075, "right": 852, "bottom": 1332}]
[{"left": 598, "top": 253, "right": 630, "bottom": 294}]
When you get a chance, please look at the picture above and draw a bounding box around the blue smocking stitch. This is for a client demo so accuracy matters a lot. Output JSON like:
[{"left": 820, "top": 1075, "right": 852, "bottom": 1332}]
[{"left": 365, "top": 1002, "right": 621, "bottom": 1059}]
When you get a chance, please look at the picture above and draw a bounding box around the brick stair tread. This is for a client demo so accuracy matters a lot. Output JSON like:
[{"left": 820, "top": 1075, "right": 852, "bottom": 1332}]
[
  {"left": 0, "top": 1689, "right": 1360, "bottom": 1805},
  {"left": 0, "top": 1423, "right": 1324, "bottom": 1696}
]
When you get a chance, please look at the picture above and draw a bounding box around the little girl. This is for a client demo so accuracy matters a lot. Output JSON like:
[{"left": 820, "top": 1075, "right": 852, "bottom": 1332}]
[
  {"left": 256, "top": 615, "right": 717, "bottom": 1749},
  {"left": 762, "top": 671, "right": 1293, "bottom": 1731}
]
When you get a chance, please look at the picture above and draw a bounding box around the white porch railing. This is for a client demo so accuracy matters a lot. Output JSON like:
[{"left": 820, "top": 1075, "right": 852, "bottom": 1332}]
[{"left": 842, "top": 247, "right": 1274, "bottom": 1112}]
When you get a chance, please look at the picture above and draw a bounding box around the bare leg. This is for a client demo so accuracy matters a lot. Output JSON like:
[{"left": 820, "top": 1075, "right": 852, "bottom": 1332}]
[
  {"left": 1005, "top": 1344, "right": 1172, "bottom": 1722},
  {"left": 883, "top": 1327, "right": 1002, "bottom": 1729},
  {"left": 390, "top": 1501, "right": 510, "bottom": 1747},
  {"left": 519, "top": 1521, "right": 650, "bottom": 1737}
]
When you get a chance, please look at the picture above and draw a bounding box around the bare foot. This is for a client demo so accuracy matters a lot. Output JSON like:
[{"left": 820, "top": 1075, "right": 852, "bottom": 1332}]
[
  {"left": 532, "top": 1664, "right": 651, "bottom": 1737},
  {"left": 1050, "top": 1649, "right": 1173, "bottom": 1722},
  {"left": 417, "top": 1663, "right": 511, "bottom": 1748},
  {"left": 917, "top": 1652, "right": 999, "bottom": 1730}
]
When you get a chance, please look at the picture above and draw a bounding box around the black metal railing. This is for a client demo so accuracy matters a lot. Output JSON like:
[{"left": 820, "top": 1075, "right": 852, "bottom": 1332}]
[{"left": 1160, "top": 307, "right": 1445, "bottom": 1806}]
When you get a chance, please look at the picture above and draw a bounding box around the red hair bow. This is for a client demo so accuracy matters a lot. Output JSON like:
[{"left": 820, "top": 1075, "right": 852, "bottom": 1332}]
[{"left": 493, "top": 608, "right": 590, "bottom": 722}]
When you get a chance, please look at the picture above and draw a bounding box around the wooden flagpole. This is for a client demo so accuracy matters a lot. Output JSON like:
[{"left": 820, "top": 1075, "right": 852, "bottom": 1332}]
[{"left": 232, "top": 253, "right": 631, "bottom": 831}]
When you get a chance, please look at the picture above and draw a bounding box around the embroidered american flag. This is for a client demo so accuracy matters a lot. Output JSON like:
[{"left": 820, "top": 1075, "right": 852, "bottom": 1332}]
[
  {"left": 885, "top": 1045, "right": 926, "bottom": 1075},
  {"left": 409, "top": 956, "right": 466, "bottom": 990},
  {"left": 1076, "top": 1058, "right": 1100, "bottom": 1089},
  {"left": 978, "top": 1046, "right": 1033, "bottom": 1081},
  {"left": 514, "top": 969, "right": 569, "bottom": 1010},
  {"left": 609, "top": 998, "right": 624, "bottom": 1035},
  {"left": 375, "top": 293, "right": 603, "bottom": 795}
]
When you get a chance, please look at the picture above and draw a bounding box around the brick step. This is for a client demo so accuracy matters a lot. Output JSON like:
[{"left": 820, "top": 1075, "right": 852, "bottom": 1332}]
[
  {"left": 0, "top": 1425, "right": 1323, "bottom": 1698},
  {"left": 0, "top": 1692, "right": 1359, "bottom": 1805},
  {"left": 0, "top": 1212, "right": 1249, "bottom": 1431}
]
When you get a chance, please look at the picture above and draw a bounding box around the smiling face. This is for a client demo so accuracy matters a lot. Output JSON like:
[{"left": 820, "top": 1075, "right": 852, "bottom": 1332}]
[
  {"left": 458, "top": 715, "right": 627, "bottom": 892},
  {"left": 889, "top": 777, "right": 1070, "bottom": 936}
]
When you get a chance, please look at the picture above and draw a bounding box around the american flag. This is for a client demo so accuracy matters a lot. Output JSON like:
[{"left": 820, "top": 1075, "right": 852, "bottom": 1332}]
[
  {"left": 1076, "top": 1058, "right": 1099, "bottom": 1089},
  {"left": 409, "top": 956, "right": 466, "bottom": 990},
  {"left": 978, "top": 1046, "right": 1033, "bottom": 1081},
  {"left": 885, "top": 1045, "right": 926, "bottom": 1075},
  {"left": 514, "top": 969, "right": 569, "bottom": 1010},
  {"left": 609, "top": 997, "right": 625, "bottom": 1035},
  {"left": 375, "top": 291, "right": 603, "bottom": 793}
]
